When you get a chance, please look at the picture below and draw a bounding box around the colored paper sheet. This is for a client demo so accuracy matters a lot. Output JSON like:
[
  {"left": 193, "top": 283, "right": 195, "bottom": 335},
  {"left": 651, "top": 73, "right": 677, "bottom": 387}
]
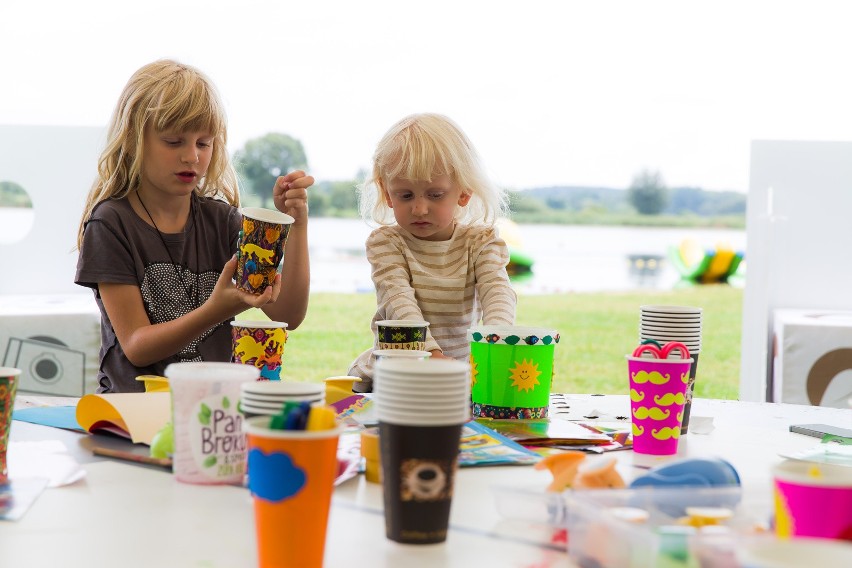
[{"left": 12, "top": 406, "right": 85, "bottom": 432}]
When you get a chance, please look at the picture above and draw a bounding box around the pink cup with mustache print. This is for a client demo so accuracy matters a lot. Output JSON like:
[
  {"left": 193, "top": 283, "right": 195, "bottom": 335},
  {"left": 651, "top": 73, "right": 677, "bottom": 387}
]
[{"left": 627, "top": 355, "right": 693, "bottom": 455}]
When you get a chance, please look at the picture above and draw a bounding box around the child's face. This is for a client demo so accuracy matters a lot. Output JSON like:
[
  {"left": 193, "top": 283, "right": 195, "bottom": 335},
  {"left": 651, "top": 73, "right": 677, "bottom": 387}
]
[
  {"left": 139, "top": 123, "right": 214, "bottom": 198},
  {"left": 382, "top": 174, "right": 471, "bottom": 241}
]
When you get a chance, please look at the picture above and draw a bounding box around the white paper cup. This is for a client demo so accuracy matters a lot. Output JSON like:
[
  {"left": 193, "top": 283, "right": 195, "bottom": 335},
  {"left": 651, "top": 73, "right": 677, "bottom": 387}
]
[
  {"left": 372, "top": 349, "right": 432, "bottom": 360},
  {"left": 377, "top": 406, "right": 471, "bottom": 426},
  {"left": 376, "top": 384, "right": 469, "bottom": 399},
  {"left": 240, "top": 392, "right": 322, "bottom": 403},
  {"left": 640, "top": 305, "right": 703, "bottom": 315},
  {"left": 639, "top": 329, "right": 702, "bottom": 339},
  {"left": 240, "top": 397, "right": 321, "bottom": 410},
  {"left": 639, "top": 320, "right": 701, "bottom": 331},
  {"left": 241, "top": 381, "right": 322, "bottom": 397},
  {"left": 374, "top": 358, "right": 470, "bottom": 380},
  {"left": 640, "top": 315, "right": 702, "bottom": 323},
  {"left": 376, "top": 392, "right": 470, "bottom": 410}
]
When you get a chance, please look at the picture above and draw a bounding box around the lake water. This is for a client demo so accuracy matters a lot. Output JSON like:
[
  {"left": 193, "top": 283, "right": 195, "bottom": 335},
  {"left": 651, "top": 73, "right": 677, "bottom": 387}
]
[
  {"left": 1, "top": 209, "right": 746, "bottom": 294},
  {"left": 307, "top": 218, "right": 747, "bottom": 294}
]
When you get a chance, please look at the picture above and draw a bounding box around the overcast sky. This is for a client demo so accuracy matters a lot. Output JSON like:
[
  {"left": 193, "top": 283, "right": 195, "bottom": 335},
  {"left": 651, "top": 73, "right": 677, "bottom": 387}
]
[{"left": 3, "top": 0, "right": 852, "bottom": 192}]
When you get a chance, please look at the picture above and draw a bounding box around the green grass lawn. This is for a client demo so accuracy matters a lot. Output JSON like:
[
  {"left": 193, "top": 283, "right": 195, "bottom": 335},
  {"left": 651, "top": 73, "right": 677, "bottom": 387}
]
[{"left": 274, "top": 284, "right": 743, "bottom": 400}]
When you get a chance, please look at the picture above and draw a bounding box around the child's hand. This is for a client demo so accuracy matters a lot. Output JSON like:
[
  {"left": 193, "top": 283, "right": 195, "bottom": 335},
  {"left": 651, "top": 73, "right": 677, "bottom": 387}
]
[
  {"left": 430, "top": 349, "right": 451, "bottom": 360},
  {"left": 208, "top": 256, "right": 282, "bottom": 316},
  {"left": 273, "top": 170, "right": 314, "bottom": 226}
]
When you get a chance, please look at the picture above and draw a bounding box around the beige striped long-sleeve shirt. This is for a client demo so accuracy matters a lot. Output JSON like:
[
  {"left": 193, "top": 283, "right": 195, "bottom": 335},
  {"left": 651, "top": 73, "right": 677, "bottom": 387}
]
[{"left": 348, "top": 223, "right": 517, "bottom": 389}]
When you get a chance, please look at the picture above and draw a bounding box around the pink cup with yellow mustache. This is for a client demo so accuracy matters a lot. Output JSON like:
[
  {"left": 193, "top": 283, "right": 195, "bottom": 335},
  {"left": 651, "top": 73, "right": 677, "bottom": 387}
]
[{"left": 627, "top": 355, "right": 693, "bottom": 455}]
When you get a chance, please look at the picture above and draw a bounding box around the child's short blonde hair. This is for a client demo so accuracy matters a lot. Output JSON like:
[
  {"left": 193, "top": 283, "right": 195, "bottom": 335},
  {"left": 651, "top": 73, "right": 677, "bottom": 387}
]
[
  {"left": 358, "top": 113, "right": 509, "bottom": 226},
  {"left": 77, "top": 59, "right": 239, "bottom": 248}
]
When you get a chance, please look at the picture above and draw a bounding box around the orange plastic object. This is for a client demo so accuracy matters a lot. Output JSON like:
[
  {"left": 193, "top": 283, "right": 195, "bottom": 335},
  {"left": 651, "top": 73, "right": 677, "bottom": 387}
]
[{"left": 534, "top": 450, "right": 586, "bottom": 492}]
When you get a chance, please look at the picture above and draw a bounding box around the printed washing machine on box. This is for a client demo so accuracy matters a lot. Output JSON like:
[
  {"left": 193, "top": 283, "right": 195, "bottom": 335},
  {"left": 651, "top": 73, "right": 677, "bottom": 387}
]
[
  {"left": 3, "top": 335, "right": 86, "bottom": 396},
  {"left": 0, "top": 294, "right": 102, "bottom": 396}
]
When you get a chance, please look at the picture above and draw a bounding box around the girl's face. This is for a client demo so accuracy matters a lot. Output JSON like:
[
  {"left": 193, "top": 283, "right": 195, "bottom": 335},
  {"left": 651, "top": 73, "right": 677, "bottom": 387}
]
[
  {"left": 139, "top": 122, "right": 214, "bottom": 199},
  {"left": 382, "top": 173, "right": 471, "bottom": 241}
]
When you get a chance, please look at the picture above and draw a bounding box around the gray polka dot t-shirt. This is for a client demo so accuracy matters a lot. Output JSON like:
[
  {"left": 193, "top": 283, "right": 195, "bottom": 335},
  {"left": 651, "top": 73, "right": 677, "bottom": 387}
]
[{"left": 75, "top": 195, "right": 241, "bottom": 393}]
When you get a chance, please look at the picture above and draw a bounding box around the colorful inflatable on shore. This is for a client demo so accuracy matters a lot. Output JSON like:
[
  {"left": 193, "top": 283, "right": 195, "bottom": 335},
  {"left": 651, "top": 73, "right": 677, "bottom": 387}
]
[
  {"left": 669, "top": 239, "right": 744, "bottom": 284},
  {"left": 496, "top": 219, "right": 534, "bottom": 277}
]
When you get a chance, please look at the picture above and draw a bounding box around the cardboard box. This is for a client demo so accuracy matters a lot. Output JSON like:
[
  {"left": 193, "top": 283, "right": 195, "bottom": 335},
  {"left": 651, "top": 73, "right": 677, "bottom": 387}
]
[
  {"left": 772, "top": 309, "right": 852, "bottom": 408},
  {"left": 0, "top": 294, "right": 101, "bottom": 396}
]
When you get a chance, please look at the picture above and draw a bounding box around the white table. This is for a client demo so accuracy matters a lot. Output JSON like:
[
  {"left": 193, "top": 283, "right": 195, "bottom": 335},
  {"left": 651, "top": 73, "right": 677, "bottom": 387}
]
[{"left": 2, "top": 396, "right": 850, "bottom": 567}]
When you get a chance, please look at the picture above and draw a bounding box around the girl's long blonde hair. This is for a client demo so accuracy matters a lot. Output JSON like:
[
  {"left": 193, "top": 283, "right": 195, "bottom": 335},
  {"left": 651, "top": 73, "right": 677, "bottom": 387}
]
[
  {"left": 76, "top": 59, "right": 239, "bottom": 249},
  {"left": 357, "top": 113, "right": 509, "bottom": 226}
]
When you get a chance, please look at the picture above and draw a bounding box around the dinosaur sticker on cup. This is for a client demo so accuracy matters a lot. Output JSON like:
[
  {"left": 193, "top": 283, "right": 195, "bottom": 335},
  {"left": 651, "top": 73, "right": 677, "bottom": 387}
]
[
  {"left": 231, "top": 320, "right": 288, "bottom": 381},
  {"left": 235, "top": 207, "right": 294, "bottom": 295}
]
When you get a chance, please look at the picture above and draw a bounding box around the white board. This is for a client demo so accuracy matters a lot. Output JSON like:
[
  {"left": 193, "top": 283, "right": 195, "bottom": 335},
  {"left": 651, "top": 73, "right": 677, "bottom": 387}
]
[
  {"left": 741, "top": 140, "right": 852, "bottom": 401},
  {"left": 0, "top": 125, "right": 105, "bottom": 295}
]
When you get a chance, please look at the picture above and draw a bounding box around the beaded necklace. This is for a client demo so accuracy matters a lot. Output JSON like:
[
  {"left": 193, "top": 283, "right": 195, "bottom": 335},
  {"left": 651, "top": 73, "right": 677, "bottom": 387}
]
[{"left": 136, "top": 192, "right": 200, "bottom": 309}]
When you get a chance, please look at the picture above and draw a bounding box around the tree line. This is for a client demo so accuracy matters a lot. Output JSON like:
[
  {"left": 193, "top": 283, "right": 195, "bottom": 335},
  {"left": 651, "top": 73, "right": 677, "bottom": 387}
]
[
  {"left": 0, "top": 132, "right": 747, "bottom": 228},
  {"left": 233, "top": 133, "right": 746, "bottom": 228}
]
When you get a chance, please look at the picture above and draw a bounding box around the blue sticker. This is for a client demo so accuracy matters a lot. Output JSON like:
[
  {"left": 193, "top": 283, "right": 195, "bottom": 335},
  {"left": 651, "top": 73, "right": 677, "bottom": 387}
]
[{"left": 248, "top": 449, "right": 306, "bottom": 502}]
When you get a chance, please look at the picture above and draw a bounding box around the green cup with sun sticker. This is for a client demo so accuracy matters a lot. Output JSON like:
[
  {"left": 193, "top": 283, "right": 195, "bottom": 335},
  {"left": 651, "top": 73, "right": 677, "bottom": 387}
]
[
  {"left": 469, "top": 326, "right": 559, "bottom": 419},
  {"left": 165, "top": 362, "right": 260, "bottom": 484}
]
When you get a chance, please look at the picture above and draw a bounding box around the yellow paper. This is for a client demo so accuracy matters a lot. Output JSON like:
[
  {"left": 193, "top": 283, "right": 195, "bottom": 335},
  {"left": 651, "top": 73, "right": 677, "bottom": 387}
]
[{"left": 75, "top": 392, "right": 171, "bottom": 445}]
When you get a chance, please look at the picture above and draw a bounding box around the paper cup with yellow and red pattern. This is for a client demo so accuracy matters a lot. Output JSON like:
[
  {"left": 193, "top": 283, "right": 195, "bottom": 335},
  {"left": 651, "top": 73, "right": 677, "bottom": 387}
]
[
  {"left": 231, "top": 320, "right": 288, "bottom": 381},
  {"left": 235, "top": 208, "right": 293, "bottom": 295},
  {"left": 0, "top": 367, "right": 22, "bottom": 485}
]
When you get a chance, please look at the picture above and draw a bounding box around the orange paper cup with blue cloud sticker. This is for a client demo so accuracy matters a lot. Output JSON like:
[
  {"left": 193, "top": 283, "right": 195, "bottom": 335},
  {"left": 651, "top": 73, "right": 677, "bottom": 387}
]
[
  {"left": 627, "top": 350, "right": 693, "bottom": 455},
  {"left": 245, "top": 416, "right": 342, "bottom": 568}
]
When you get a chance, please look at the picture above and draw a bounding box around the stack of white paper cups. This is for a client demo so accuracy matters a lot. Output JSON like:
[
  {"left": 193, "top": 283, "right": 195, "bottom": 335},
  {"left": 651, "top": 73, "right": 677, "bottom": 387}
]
[
  {"left": 638, "top": 305, "right": 702, "bottom": 434},
  {"left": 239, "top": 381, "right": 323, "bottom": 418},
  {"left": 374, "top": 357, "right": 471, "bottom": 427},
  {"left": 373, "top": 357, "right": 471, "bottom": 544}
]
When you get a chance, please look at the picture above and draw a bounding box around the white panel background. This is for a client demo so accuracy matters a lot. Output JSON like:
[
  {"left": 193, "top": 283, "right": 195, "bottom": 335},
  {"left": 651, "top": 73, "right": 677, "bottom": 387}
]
[
  {"left": 741, "top": 140, "right": 852, "bottom": 401},
  {"left": 0, "top": 125, "right": 105, "bottom": 295}
]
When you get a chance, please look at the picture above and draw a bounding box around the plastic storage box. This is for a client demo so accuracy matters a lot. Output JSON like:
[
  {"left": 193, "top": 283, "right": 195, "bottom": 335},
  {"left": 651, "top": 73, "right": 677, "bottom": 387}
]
[{"left": 565, "top": 487, "right": 771, "bottom": 568}]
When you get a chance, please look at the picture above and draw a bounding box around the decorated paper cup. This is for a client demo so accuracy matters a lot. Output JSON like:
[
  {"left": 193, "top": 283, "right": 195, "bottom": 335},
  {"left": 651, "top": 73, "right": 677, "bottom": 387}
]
[
  {"left": 165, "top": 362, "right": 259, "bottom": 484},
  {"left": 627, "top": 355, "right": 693, "bottom": 455},
  {"left": 469, "top": 326, "right": 559, "bottom": 419},
  {"left": 246, "top": 416, "right": 342, "bottom": 567},
  {"left": 231, "top": 320, "right": 287, "bottom": 381},
  {"left": 376, "top": 320, "right": 429, "bottom": 351},
  {"left": 235, "top": 207, "right": 294, "bottom": 295},
  {"left": 0, "top": 367, "right": 22, "bottom": 485},
  {"left": 773, "top": 459, "right": 852, "bottom": 541}
]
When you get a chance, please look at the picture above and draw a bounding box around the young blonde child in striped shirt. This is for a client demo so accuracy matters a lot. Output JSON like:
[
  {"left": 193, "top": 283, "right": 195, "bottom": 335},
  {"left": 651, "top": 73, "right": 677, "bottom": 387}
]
[{"left": 348, "top": 113, "right": 517, "bottom": 391}]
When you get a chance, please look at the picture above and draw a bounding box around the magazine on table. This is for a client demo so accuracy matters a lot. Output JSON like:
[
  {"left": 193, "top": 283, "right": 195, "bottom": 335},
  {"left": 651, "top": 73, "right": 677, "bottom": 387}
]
[{"left": 459, "top": 421, "right": 541, "bottom": 467}]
